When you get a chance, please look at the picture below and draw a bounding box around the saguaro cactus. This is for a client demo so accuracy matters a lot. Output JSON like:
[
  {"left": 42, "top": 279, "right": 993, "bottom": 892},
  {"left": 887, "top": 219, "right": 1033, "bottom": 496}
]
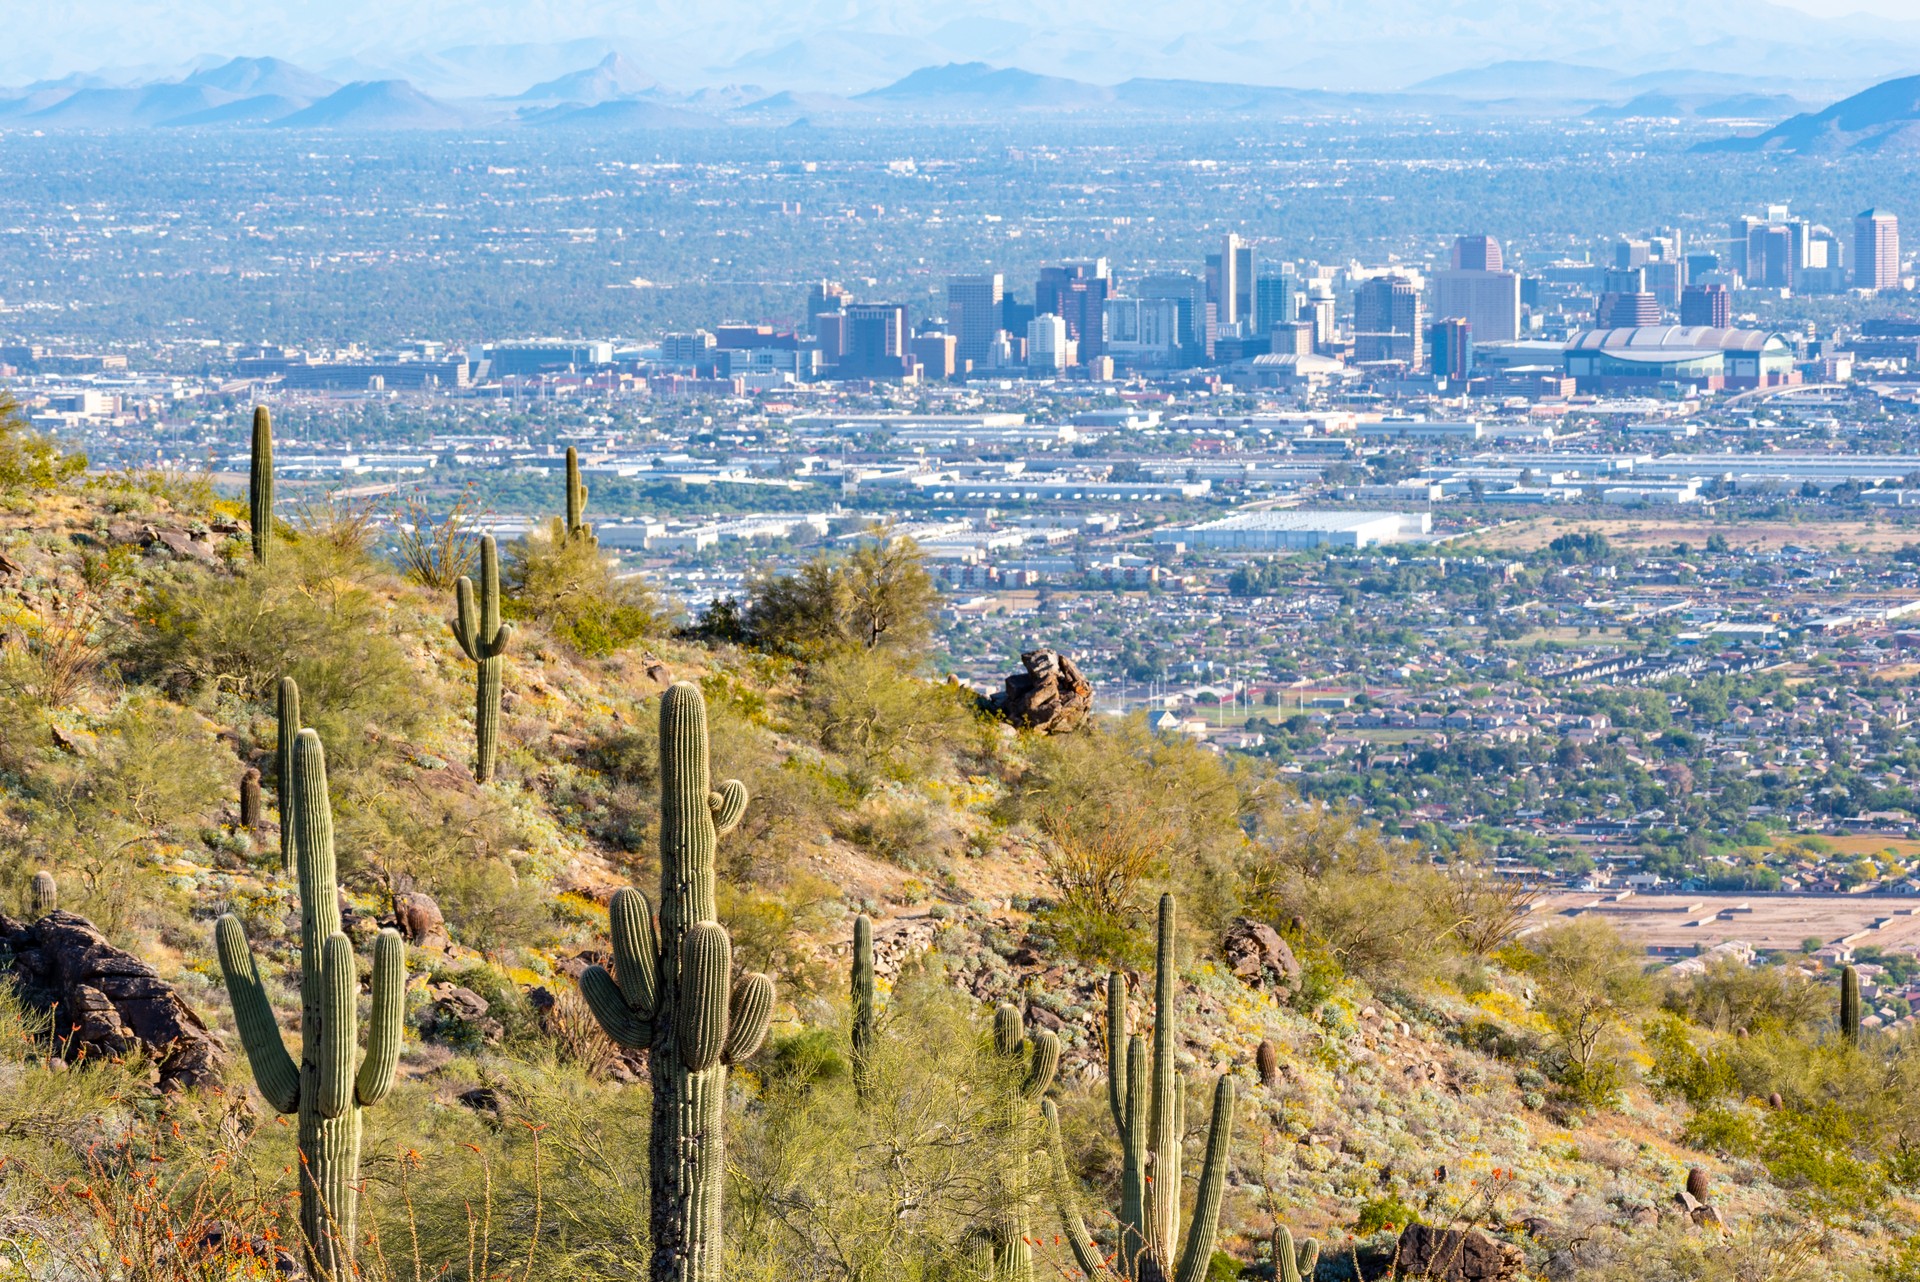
[
  {"left": 216, "top": 728, "right": 405, "bottom": 1280},
  {"left": 578, "top": 683, "right": 775, "bottom": 1282},
  {"left": 249, "top": 406, "right": 273, "bottom": 565},
  {"left": 452, "top": 535, "right": 514, "bottom": 783},
  {"left": 1043, "top": 894, "right": 1237, "bottom": 1282},
  {"left": 1273, "top": 1225, "right": 1319, "bottom": 1282},
  {"left": 851, "top": 913, "right": 876, "bottom": 1096},
  {"left": 30, "top": 870, "right": 56, "bottom": 917},
  {"left": 987, "top": 1003, "right": 1060, "bottom": 1281},
  {"left": 1841, "top": 963, "right": 1862, "bottom": 1045},
  {"left": 565, "top": 446, "right": 595, "bottom": 546},
  {"left": 276, "top": 677, "right": 301, "bottom": 873}
]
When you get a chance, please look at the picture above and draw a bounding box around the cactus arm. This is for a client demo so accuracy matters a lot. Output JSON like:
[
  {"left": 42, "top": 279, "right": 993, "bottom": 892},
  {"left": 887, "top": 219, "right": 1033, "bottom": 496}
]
[
  {"left": 1023, "top": 1029, "right": 1061, "bottom": 1100},
  {"left": 478, "top": 535, "right": 502, "bottom": 646},
  {"left": 275, "top": 677, "right": 301, "bottom": 874},
  {"left": 852, "top": 914, "right": 876, "bottom": 1093},
  {"left": 1171, "top": 1076, "right": 1236, "bottom": 1282},
  {"left": 722, "top": 973, "right": 774, "bottom": 1065},
  {"left": 1274, "top": 1226, "right": 1301, "bottom": 1282},
  {"left": 580, "top": 965, "right": 653, "bottom": 1048},
  {"left": 678, "top": 923, "right": 732, "bottom": 1073},
  {"left": 315, "top": 933, "right": 358, "bottom": 1121},
  {"left": 453, "top": 576, "right": 481, "bottom": 661},
  {"left": 1296, "top": 1236, "right": 1320, "bottom": 1280},
  {"left": 610, "top": 887, "right": 661, "bottom": 1016},
  {"left": 994, "top": 1003, "right": 1025, "bottom": 1058},
  {"left": 1841, "top": 965, "right": 1862, "bottom": 1044},
  {"left": 1107, "top": 972, "right": 1129, "bottom": 1135},
  {"left": 1044, "top": 1100, "right": 1121, "bottom": 1282},
  {"left": 709, "top": 780, "right": 748, "bottom": 836},
  {"left": 356, "top": 929, "right": 404, "bottom": 1107},
  {"left": 215, "top": 914, "right": 300, "bottom": 1115},
  {"left": 1119, "top": 1035, "right": 1149, "bottom": 1270}
]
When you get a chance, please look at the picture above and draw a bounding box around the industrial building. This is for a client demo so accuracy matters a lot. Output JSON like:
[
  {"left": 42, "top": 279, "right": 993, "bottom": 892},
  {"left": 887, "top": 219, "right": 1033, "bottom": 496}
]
[{"left": 1153, "top": 510, "right": 1430, "bottom": 550}]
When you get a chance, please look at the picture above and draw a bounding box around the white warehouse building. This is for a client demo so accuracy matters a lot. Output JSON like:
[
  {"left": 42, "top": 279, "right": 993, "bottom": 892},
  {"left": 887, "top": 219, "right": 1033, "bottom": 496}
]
[{"left": 1152, "top": 510, "right": 1430, "bottom": 550}]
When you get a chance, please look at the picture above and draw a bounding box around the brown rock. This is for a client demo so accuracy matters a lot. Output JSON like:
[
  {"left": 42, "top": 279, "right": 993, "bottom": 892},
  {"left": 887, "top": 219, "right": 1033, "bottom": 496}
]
[
  {"left": 986, "top": 649, "right": 1093, "bottom": 734},
  {"left": 394, "top": 891, "right": 449, "bottom": 949},
  {"left": 1222, "top": 917, "right": 1301, "bottom": 997},
  {"left": 0, "top": 910, "right": 227, "bottom": 1092},
  {"left": 1393, "top": 1224, "right": 1524, "bottom": 1282}
]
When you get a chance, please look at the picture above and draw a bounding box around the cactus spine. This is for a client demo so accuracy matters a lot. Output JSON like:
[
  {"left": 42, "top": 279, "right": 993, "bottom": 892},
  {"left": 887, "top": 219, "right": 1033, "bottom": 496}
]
[
  {"left": 565, "top": 446, "right": 595, "bottom": 546},
  {"left": 276, "top": 677, "right": 301, "bottom": 873},
  {"left": 249, "top": 406, "right": 273, "bottom": 565},
  {"left": 216, "top": 728, "right": 404, "bottom": 1280},
  {"left": 851, "top": 913, "right": 876, "bottom": 1096},
  {"left": 987, "top": 1003, "right": 1060, "bottom": 1281},
  {"left": 578, "top": 683, "right": 774, "bottom": 1282},
  {"left": 1044, "top": 894, "right": 1237, "bottom": 1282},
  {"left": 452, "top": 535, "right": 514, "bottom": 783},
  {"left": 30, "top": 870, "right": 56, "bottom": 917},
  {"left": 239, "top": 767, "right": 262, "bottom": 830},
  {"left": 1841, "top": 963, "right": 1862, "bottom": 1045}
]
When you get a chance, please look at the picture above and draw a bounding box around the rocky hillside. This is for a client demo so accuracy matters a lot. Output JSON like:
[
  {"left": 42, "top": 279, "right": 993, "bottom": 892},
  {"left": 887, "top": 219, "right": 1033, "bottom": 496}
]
[{"left": 0, "top": 469, "right": 1907, "bottom": 1281}]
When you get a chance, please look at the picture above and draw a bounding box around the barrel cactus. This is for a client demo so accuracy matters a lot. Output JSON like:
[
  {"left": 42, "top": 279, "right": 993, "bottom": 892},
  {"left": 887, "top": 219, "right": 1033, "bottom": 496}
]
[
  {"left": 1043, "top": 894, "right": 1237, "bottom": 1282},
  {"left": 565, "top": 446, "right": 595, "bottom": 546},
  {"left": 578, "top": 682, "right": 775, "bottom": 1282},
  {"left": 452, "top": 535, "right": 513, "bottom": 783},
  {"left": 30, "top": 870, "right": 56, "bottom": 917},
  {"left": 216, "top": 728, "right": 404, "bottom": 1279},
  {"left": 249, "top": 406, "right": 273, "bottom": 565}
]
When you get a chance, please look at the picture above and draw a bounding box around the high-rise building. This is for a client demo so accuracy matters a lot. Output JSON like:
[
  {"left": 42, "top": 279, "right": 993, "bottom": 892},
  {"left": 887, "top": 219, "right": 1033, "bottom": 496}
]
[
  {"left": 1615, "top": 239, "right": 1651, "bottom": 270},
  {"left": 1353, "top": 276, "right": 1425, "bottom": 368},
  {"left": 1207, "top": 234, "right": 1253, "bottom": 329},
  {"left": 1036, "top": 260, "right": 1110, "bottom": 360},
  {"left": 910, "top": 331, "right": 957, "bottom": 380},
  {"left": 1429, "top": 269, "right": 1521, "bottom": 343},
  {"left": 1729, "top": 216, "right": 1762, "bottom": 278},
  {"left": 839, "top": 303, "right": 911, "bottom": 379},
  {"left": 1596, "top": 291, "right": 1660, "bottom": 328},
  {"left": 1452, "top": 235, "right": 1504, "bottom": 273},
  {"left": 1679, "top": 284, "right": 1731, "bottom": 328},
  {"left": 1027, "top": 313, "right": 1072, "bottom": 371},
  {"left": 1271, "top": 321, "right": 1315, "bottom": 356},
  {"left": 1429, "top": 318, "right": 1472, "bottom": 382},
  {"left": 1135, "top": 273, "right": 1210, "bottom": 358},
  {"left": 1856, "top": 209, "right": 1901, "bottom": 292},
  {"left": 804, "top": 280, "right": 852, "bottom": 338},
  {"left": 946, "top": 273, "right": 1005, "bottom": 368},
  {"left": 1255, "top": 273, "right": 1298, "bottom": 332}
]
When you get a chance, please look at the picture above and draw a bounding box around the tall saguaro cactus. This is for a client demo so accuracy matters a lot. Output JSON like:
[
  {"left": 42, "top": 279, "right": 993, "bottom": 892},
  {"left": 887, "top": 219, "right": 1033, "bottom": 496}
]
[
  {"left": 564, "top": 446, "right": 595, "bottom": 546},
  {"left": 578, "top": 683, "right": 775, "bottom": 1282},
  {"left": 249, "top": 406, "right": 274, "bottom": 565},
  {"left": 452, "top": 535, "right": 514, "bottom": 782},
  {"left": 987, "top": 1003, "right": 1060, "bottom": 1281},
  {"left": 30, "top": 870, "right": 56, "bottom": 917},
  {"left": 276, "top": 677, "right": 302, "bottom": 873},
  {"left": 1841, "top": 963, "right": 1862, "bottom": 1045},
  {"left": 851, "top": 913, "right": 876, "bottom": 1097},
  {"left": 1044, "top": 894, "right": 1237, "bottom": 1282},
  {"left": 216, "top": 728, "right": 405, "bottom": 1280}
]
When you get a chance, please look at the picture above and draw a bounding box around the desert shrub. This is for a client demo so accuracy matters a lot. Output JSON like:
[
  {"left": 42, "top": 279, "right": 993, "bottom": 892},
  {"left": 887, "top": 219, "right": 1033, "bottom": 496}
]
[
  {"left": 392, "top": 485, "right": 483, "bottom": 590},
  {"left": 1436, "top": 850, "right": 1541, "bottom": 957},
  {"left": 0, "top": 391, "right": 85, "bottom": 500},
  {"left": 1512, "top": 918, "right": 1652, "bottom": 1112},
  {"left": 1664, "top": 956, "right": 1827, "bottom": 1036},
  {"left": 0, "top": 591, "right": 108, "bottom": 705},
  {"left": 503, "top": 519, "right": 663, "bottom": 658},
  {"left": 797, "top": 647, "right": 976, "bottom": 788},
  {"left": 1242, "top": 800, "right": 1452, "bottom": 987},
  {"left": 118, "top": 536, "right": 430, "bottom": 760},
  {"left": 437, "top": 856, "right": 555, "bottom": 961},
  {"left": 744, "top": 528, "right": 937, "bottom": 657},
  {"left": 1644, "top": 1011, "right": 1738, "bottom": 1109},
  {"left": 717, "top": 873, "right": 841, "bottom": 999},
  {"left": 836, "top": 798, "right": 948, "bottom": 871}
]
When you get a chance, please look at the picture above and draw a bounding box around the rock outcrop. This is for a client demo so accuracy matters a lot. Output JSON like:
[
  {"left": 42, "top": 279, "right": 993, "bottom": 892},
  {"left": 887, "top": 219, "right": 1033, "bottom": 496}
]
[
  {"left": 0, "top": 909, "right": 226, "bottom": 1092},
  {"left": 985, "top": 649, "right": 1093, "bottom": 734},
  {"left": 1222, "top": 917, "right": 1302, "bottom": 999},
  {"left": 1393, "top": 1224, "right": 1524, "bottom": 1281}
]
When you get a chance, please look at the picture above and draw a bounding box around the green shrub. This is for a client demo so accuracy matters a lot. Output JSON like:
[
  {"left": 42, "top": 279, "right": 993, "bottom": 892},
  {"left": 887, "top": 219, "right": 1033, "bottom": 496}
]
[
  {"left": 1354, "top": 1192, "right": 1420, "bottom": 1234},
  {"left": 0, "top": 392, "right": 85, "bottom": 499},
  {"left": 503, "top": 519, "right": 663, "bottom": 657}
]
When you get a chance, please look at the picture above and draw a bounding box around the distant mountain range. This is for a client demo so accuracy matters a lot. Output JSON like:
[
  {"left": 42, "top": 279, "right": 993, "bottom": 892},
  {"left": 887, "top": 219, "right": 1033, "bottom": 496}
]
[
  {"left": 1702, "top": 74, "right": 1920, "bottom": 153},
  {"left": 0, "top": 51, "right": 1884, "bottom": 134}
]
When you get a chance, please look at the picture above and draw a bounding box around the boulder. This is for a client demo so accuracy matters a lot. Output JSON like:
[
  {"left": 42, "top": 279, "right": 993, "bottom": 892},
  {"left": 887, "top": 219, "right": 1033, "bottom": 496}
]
[
  {"left": 1222, "top": 917, "right": 1301, "bottom": 998},
  {"left": 0, "top": 910, "right": 227, "bottom": 1092},
  {"left": 1393, "top": 1224, "right": 1524, "bottom": 1282},
  {"left": 986, "top": 649, "right": 1093, "bottom": 734},
  {"left": 393, "top": 891, "right": 449, "bottom": 949}
]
